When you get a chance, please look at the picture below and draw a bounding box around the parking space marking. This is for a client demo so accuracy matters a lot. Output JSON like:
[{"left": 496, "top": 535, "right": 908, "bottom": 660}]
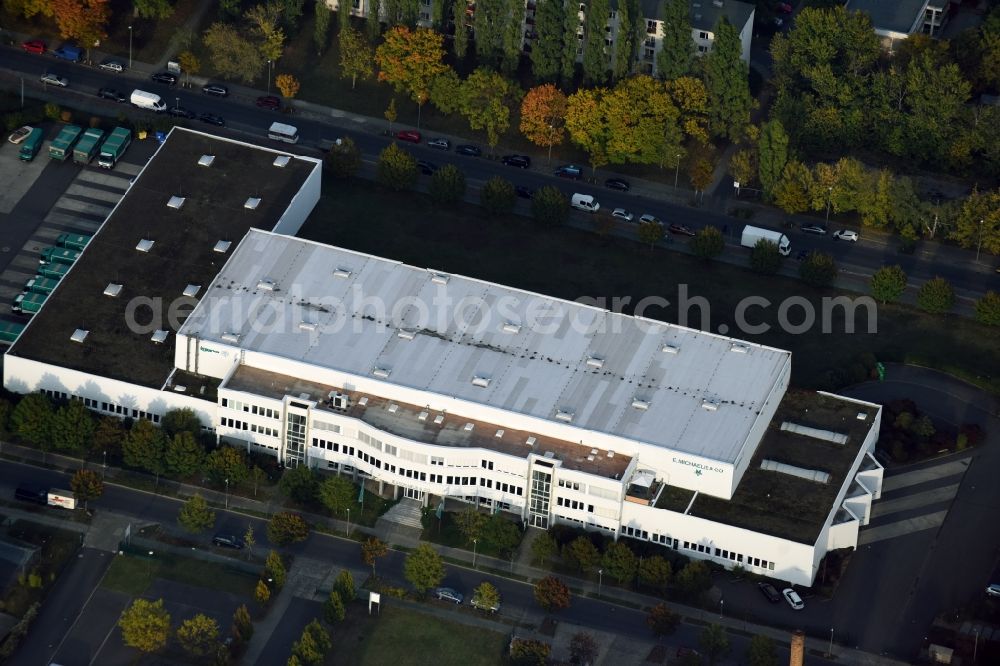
[
  {"left": 48, "top": 197, "right": 113, "bottom": 218},
  {"left": 44, "top": 211, "right": 103, "bottom": 231},
  {"left": 858, "top": 510, "right": 948, "bottom": 545},
  {"left": 880, "top": 459, "right": 969, "bottom": 493},
  {"left": 76, "top": 170, "right": 132, "bottom": 190},
  {"left": 64, "top": 184, "right": 125, "bottom": 203},
  {"left": 870, "top": 483, "right": 959, "bottom": 519}
]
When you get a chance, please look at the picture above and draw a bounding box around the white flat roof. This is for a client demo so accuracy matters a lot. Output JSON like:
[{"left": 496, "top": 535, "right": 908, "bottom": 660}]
[{"left": 179, "top": 230, "right": 791, "bottom": 463}]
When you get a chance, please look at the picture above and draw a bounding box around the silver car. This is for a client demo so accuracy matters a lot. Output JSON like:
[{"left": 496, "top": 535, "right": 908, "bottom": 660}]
[
  {"left": 99, "top": 60, "right": 125, "bottom": 73},
  {"left": 612, "top": 208, "right": 634, "bottom": 223},
  {"left": 40, "top": 73, "right": 68, "bottom": 87},
  {"left": 428, "top": 138, "right": 450, "bottom": 150},
  {"left": 434, "top": 587, "right": 463, "bottom": 604}
]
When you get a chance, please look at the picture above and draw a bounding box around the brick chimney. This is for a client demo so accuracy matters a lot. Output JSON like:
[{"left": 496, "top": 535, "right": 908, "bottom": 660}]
[{"left": 789, "top": 630, "right": 805, "bottom": 666}]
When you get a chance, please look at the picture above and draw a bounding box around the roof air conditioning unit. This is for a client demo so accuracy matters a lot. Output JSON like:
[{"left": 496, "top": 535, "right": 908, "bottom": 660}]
[
  {"left": 333, "top": 393, "right": 349, "bottom": 410},
  {"left": 555, "top": 409, "right": 574, "bottom": 423},
  {"left": 502, "top": 322, "right": 521, "bottom": 334},
  {"left": 334, "top": 268, "right": 352, "bottom": 279},
  {"left": 397, "top": 329, "right": 415, "bottom": 340},
  {"left": 167, "top": 196, "right": 185, "bottom": 209},
  {"left": 198, "top": 155, "right": 215, "bottom": 167},
  {"left": 257, "top": 278, "right": 277, "bottom": 291},
  {"left": 372, "top": 367, "right": 391, "bottom": 379},
  {"left": 631, "top": 398, "right": 650, "bottom": 411},
  {"left": 472, "top": 376, "right": 491, "bottom": 388},
  {"left": 662, "top": 344, "right": 679, "bottom": 354},
  {"left": 586, "top": 356, "right": 604, "bottom": 369},
  {"left": 430, "top": 273, "right": 449, "bottom": 285}
]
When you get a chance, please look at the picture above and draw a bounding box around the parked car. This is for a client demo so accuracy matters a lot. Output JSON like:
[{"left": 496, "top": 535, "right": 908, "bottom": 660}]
[
  {"left": 669, "top": 223, "right": 695, "bottom": 236},
  {"left": 612, "top": 208, "right": 634, "bottom": 222},
  {"left": 202, "top": 83, "right": 229, "bottom": 97},
  {"left": 21, "top": 39, "right": 46, "bottom": 54},
  {"left": 434, "top": 587, "right": 463, "bottom": 604},
  {"left": 502, "top": 154, "right": 531, "bottom": 168},
  {"left": 639, "top": 213, "right": 661, "bottom": 226},
  {"left": 255, "top": 95, "right": 281, "bottom": 109},
  {"left": 428, "top": 138, "right": 451, "bottom": 150},
  {"left": 168, "top": 106, "right": 196, "bottom": 119},
  {"left": 396, "top": 130, "right": 421, "bottom": 143},
  {"left": 456, "top": 144, "right": 482, "bottom": 156},
  {"left": 416, "top": 160, "right": 437, "bottom": 175},
  {"left": 40, "top": 73, "right": 68, "bottom": 87},
  {"left": 515, "top": 186, "right": 534, "bottom": 199},
  {"left": 757, "top": 582, "right": 782, "bottom": 603},
  {"left": 554, "top": 164, "right": 582, "bottom": 179},
  {"left": 8, "top": 126, "right": 33, "bottom": 145},
  {"left": 53, "top": 45, "right": 82, "bottom": 62},
  {"left": 199, "top": 112, "right": 226, "bottom": 127},
  {"left": 833, "top": 229, "right": 859, "bottom": 242},
  {"left": 800, "top": 224, "right": 827, "bottom": 235},
  {"left": 99, "top": 60, "right": 125, "bottom": 73},
  {"left": 571, "top": 193, "right": 600, "bottom": 213},
  {"left": 472, "top": 594, "right": 501, "bottom": 613},
  {"left": 97, "top": 87, "right": 126, "bottom": 103},
  {"left": 605, "top": 177, "right": 630, "bottom": 192},
  {"left": 150, "top": 72, "right": 178, "bottom": 85},
  {"left": 782, "top": 588, "right": 804, "bottom": 610},
  {"left": 776, "top": 2, "right": 793, "bottom": 14},
  {"left": 986, "top": 583, "right": 1000, "bottom": 598},
  {"left": 212, "top": 534, "right": 244, "bottom": 549}
]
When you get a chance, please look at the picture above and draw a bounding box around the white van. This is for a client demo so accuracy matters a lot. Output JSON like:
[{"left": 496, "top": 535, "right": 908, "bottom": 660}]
[
  {"left": 130, "top": 90, "right": 166, "bottom": 112},
  {"left": 571, "top": 193, "right": 600, "bottom": 213}
]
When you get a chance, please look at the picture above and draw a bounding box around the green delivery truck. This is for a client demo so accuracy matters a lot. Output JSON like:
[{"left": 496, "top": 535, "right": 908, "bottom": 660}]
[
  {"left": 72, "top": 127, "right": 104, "bottom": 165},
  {"left": 18, "top": 128, "right": 44, "bottom": 162},
  {"left": 97, "top": 126, "right": 132, "bottom": 169},
  {"left": 0, "top": 321, "right": 26, "bottom": 344},
  {"left": 56, "top": 232, "right": 92, "bottom": 251},
  {"left": 38, "top": 262, "right": 71, "bottom": 280},
  {"left": 12, "top": 292, "right": 47, "bottom": 315},
  {"left": 24, "top": 276, "right": 59, "bottom": 295},
  {"left": 39, "top": 247, "right": 80, "bottom": 266},
  {"left": 49, "top": 124, "right": 82, "bottom": 161}
]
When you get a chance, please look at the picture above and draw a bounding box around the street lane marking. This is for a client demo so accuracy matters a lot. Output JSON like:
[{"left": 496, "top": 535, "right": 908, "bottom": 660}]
[
  {"left": 870, "top": 483, "right": 959, "bottom": 519},
  {"left": 858, "top": 510, "right": 948, "bottom": 545}
]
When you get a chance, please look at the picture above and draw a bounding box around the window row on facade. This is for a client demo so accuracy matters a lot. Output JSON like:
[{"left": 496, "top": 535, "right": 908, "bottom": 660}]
[
  {"left": 220, "top": 397, "right": 280, "bottom": 420},
  {"left": 45, "top": 389, "right": 163, "bottom": 424},
  {"left": 221, "top": 417, "right": 279, "bottom": 438}
]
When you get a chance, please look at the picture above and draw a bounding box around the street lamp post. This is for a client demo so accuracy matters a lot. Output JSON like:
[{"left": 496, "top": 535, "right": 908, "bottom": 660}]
[
  {"left": 472, "top": 538, "right": 478, "bottom": 568},
  {"left": 128, "top": 25, "right": 133, "bottom": 70},
  {"left": 346, "top": 508, "right": 351, "bottom": 537},
  {"left": 175, "top": 97, "right": 179, "bottom": 111},
  {"left": 597, "top": 568, "right": 603, "bottom": 596},
  {"left": 720, "top": 598, "right": 724, "bottom": 618},
  {"left": 828, "top": 627, "right": 834, "bottom": 657},
  {"left": 224, "top": 478, "right": 229, "bottom": 509},
  {"left": 973, "top": 627, "right": 979, "bottom": 664},
  {"left": 674, "top": 154, "right": 681, "bottom": 189},
  {"left": 976, "top": 218, "right": 984, "bottom": 261},
  {"left": 102, "top": 450, "right": 107, "bottom": 476},
  {"left": 146, "top": 550, "right": 154, "bottom": 579},
  {"left": 825, "top": 186, "right": 833, "bottom": 224},
  {"left": 267, "top": 60, "right": 273, "bottom": 95}
]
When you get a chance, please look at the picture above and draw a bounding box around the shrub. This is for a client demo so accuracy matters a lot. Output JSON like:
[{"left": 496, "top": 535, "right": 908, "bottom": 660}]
[
  {"left": 691, "top": 226, "right": 725, "bottom": 261},
  {"left": 531, "top": 186, "right": 569, "bottom": 226},
  {"left": 44, "top": 103, "right": 61, "bottom": 120},
  {"left": 799, "top": 252, "right": 837, "bottom": 287},
  {"left": 376, "top": 143, "right": 417, "bottom": 191},
  {"left": 869, "top": 265, "right": 907, "bottom": 304},
  {"left": 916, "top": 277, "right": 954, "bottom": 314},
  {"left": 974, "top": 291, "right": 1000, "bottom": 326},
  {"left": 481, "top": 176, "right": 516, "bottom": 215},
  {"left": 749, "top": 240, "right": 782, "bottom": 275},
  {"left": 429, "top": 164, "right": 466, "bottom": 205}
]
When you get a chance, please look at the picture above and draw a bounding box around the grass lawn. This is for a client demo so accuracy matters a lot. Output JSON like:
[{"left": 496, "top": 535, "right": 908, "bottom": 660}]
[
  {"left": 421, "top": 510, "right": 522, "bottom": 560},
  {"left": 336, "top": 602, "right": 507, "bottom": 666},
  {"left": 299, "top": 178, "right": 1000, "bottom": 394},
  {"left": 101, "top": 550, "right": 258, "bottom": 597},
  {"left": 0, "top": 521, "right": 80, "bottom": 617}
]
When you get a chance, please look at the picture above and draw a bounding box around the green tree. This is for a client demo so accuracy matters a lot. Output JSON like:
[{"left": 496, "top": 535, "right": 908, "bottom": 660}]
[
  {"left": 12, "top": 392, "right": 54, "bottom": 448},
  {"left": 205, "top": 445, "right": 249, "bottom": 486},
  {"left": 705, "top": 17, "right": 752, "bottom": 141},
  {"left": 323, "top": 589, "right": 346, "bottom": 623},
  {"left": 334, "top": 569, "right": 355, "bottom": 602},
  {"left": 318, "top": 475, "right": 355, "bottom": 516},
  {"left": 134, "top": 0, "right": 175, "bottom": 19},
  {"left": 160, "top": 408, "right": 202, "bottom": 439},
  {"left": 949, "top": 188, "right": 1000, "bottom": 256},
  {"left": 582, "top": 0, "right": 609, "bottom": 85},
  {"left": 690, "top": 157, "right": 715, "bottom": 200},
  {"left": 366, "top": 0, "right": 382, "bottom": 43},
  {"left": 246, "top": 3, "right": 286, "bottom": 62},
  {"left": 452, "top": 0, "right": 468, "bottom": 58},
  {"left": 429, "top": 164, "right": 466, "bottom": 204},
  {"left": 178, "top": 494, "right": 216, "bottom": 534},
  {"left": 244, "top": 524, "right": 257, "bottom": 560},
  {"left": 292, "top": 619, "right": 332, "bottom": 665},
  {"left": 799, "top": 252, "right": 837, "bottom": 288},
  {"left": 279, "top": 465, "right": 319, "bottom": 504},
  {"left": 482, "top": 514, "right": 521, "bottom": 556},
  {"left": 404, "top": 543, "right": 445, "bottom": 595},
  {"left": 123, "top": 420, "right": 167, "bottom": 481},
  {"left": 118, "top": 598, "right": 171, "bottom": 653},
  {"left": 361, "top": 536, "right": 388, "bottom": 576},
  {"left": 638, "top": 555, "right": 672, "bottom": 592},
  {"left": 232, "top": 604, "right": 253, "bottom": 643},
  {"left": 691, "top": 225, "right": 725, "bottom": 261},
  {"left": 566, "top": 88, "right": 611, "bottom": 173},
  {"left": 459, "top": 68, "right": 519, "bottom": 151},
  {"left": 916, "top": 277, "right": 954, "bottom": 314},
  {"left": 91, "top": 416, "right": 124, "bottom": 459},
  {"left": 612, "top": 0, "right": 638, "bottom": 81},
  {"left": 520, "top": 84, "right": 568, "bottom": 163},
  {"left": 267, "top": 512, "right": 309, "bottom": 546},
  {"left": 563, "top": 536, "right": 601, "bottom": 573},
  {"left": 975, "top": 291, "right": 1000, "bottom": 326},
  {"left": 700, "top": 624, "right": 731, "bottom": 666},
  {"left": 747, "top": 634, "right": 778, "bottom": 666},
  {"left": 646, "top": 602, "right": 679, "bottom": 637},
  {"left": 758, "top": 119, "right": 789, "bottom": 198},
  {"left": 472, "top": 581, "right": 501, "bottom": 612},
  {"left": 384, "top": 97, "right": 398, "bottom": 134},
  {"left": 429, "top": 69, "right": 463, "bottom": 114},
  {"left": 325, "top": 136, "right": 362, "bottom": 179},
  {"left": 532, "top": 0, "right": 566, "bottom": 82},
  {"left": 674, "top": 560, "right": 711, "bottom": 599},
  {"left": 749, "top": 240, "right": 782, "bottom": 275},
  {"left": 869, "top": 265, "right": 908, "bottom": 304},
  {"left": 560, "top": 0, "right": 579, "bottom": 84},
  {"left": 339, "top": 27, "right": 374, "bottom": 89},
  {"left": 176, "top": 613, "right": 219, "bottom": 658},
  {"left": 203, "top": 22, "right": 264, "bottom": 84},
  {"left": 70, "top": 469, "right": 103, "bottom": 510},
  {"left": 602, "top": 541, "right": 638, "bottom": 584},
  {"left": 638, "top": 217, "right": 665, "bottom": 250},
  {"left": 531, "top": 186, "right": 569, "bottom": 226},
  {"left": 534, "top": 575, "right": 571, "bottom": 612},
  {"left": 51, "top": 399, "right": 94, "bottom": 453},
  {"left": 164, "top": 432, "right": 204, "bottom": 478},
  {"left": 511, "top": 638, "right": 552, "bottom": 665},
  {"left": 265, "top": 550, "right": 287, "bottom": 588},
  {"left": 773, "top": 160, "right": 814, "bottom": 214},
  {"left": 314, "top": 0, "right": 331, "bottom": 54},
  {"left": 481, "top": 176, "right": 517, "bottom": 216},
  {"left": 531, "top": 531, "right": 558, "bottom": 566},
  {"left": 255, "top": 579, "right": 271, "bottom": 605},
  {"left": 730, "top": 149, "right": 756, "bottom": 188},
  {"left": 377, "top": 143, "right": 418, "bottom": 191},
  {"left": 657, "top": 0, "right": 693, "bottom": 80},
  {"left": 375, "top": 26, "right": 449, "bottom": 124}
]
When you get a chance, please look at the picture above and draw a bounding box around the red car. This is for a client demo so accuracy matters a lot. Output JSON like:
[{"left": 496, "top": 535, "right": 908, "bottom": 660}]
[
  {"left": 776, "top": 2, "right": 793, "bottom": 14},
  {"left": 669, "top": 223, "right": 696, "bottom": 237},
  {"left": 396, "top": 130, "right": 421, "bottom": 143},
  {"left": 255, "top": 95, "right": 281, "bottom": 110},
  {"left": 21, "top": 40, "right": 46, "bottom": 54}
]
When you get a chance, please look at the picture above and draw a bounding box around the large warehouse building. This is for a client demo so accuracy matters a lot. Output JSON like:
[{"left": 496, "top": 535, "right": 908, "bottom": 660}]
[{"left": 4, "top": 128, "right": 883, "bottom": 585}]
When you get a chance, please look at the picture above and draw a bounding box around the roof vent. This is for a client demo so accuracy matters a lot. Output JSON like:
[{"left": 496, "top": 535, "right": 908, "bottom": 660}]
[
  {"left": 273, "top": 155, "right": 291, "bottom": 168},
  {"left": 104, "top": 283, "right": 123, "bottom": 297},
  {"left": 221, "top": 332, "right": 241, "bottom": 344},
  {"left": 358, "top": 396, "right": 369, "bottom": 406},
  {"left": 730, "top": 343, "right": 749, "bottom": 354},
  {"left": 555, "top": 409, "right": 574, "bottom": 423},
  {"left": 631, "top": 398, "right": 650, "bottom": 411},
  {"left": 430, "top": 273, "right": 449, "bottom": 285},
  {"left": 173, "top": 385, "right": 187, "bottom": 392},
  {"left": 213, "top": 240, "right": 231, "bottom": 253},
  {"left": 856, "top": 411, "right": 868, "bottom": 421},
  {"left": 167, "top": 196, "right": 185, "bottom": 209},
  {"left": 388, "top": 403, "right": 398, "bottom": 413},
  {"left": 397, "top": 329, "right": 415, "bottom": 340},
  {"left": 544, "top": 451, "right": 555, "bottom": 459},
  {"left": 662, "top": 344, "right": 679, "bottom": 354},
  {"left": 502, "top": 322, "right": 521, "bottom": 334},
  {"left": 372, "top": 367, "right": 391, "bottom": 379},
  {"left": 257, "top": 278, "right": 276, "bottom": 291},
  {"left": 183, "top": 284, "right": 201, "bottom": 297},
  {"left": 586, "top": 356, "right": 604, "bottom": 369},
  {"left": 136, "top": 239, "right": 155, "bottom": 252},
  {"left": 70, "top": 328, "right": 89, "bottom": 343},
  {"left": 151, "top": 329, "right": 169, "bottom": 344},
  {"left": 434, "top": 414, "right": 444, "bottom": 425},
  {"left": 472, "top": 376, "right": 491, "bottom": 388},
  {"left": 298, "top": 321, "right": 317, "bottom": 331},
  {"left": 334, "top": 268, "right": 352, "bottom": 279},
  {"left": 701, "top": 400, "right": 719, "bottom": 411},
  {"left": 607, "top": 450, "right": 614, "bottom": 458},
  {"left": 587, "top": 455, "right": 595, "bottom": 462},
  {"left": 463, "top": 422, "right": 474, "bottom": 432},
  {"left": 198, "top": 154, "right": 215, "bottom": 167},
  {"left": 244, "top": 197, "right": 262, "bottom": 210},
  {"left": 526, "top": 436, "right": 536, "bottom": 447},
  {"left": 418, "top": 411, "right": 428, "bottom": 421},
  {"left": 495, "top": 429, "right": 504, "bottom": 438}
]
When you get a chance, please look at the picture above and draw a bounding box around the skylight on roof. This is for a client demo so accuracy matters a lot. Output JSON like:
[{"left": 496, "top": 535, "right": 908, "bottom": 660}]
[
  {"left": 70, "top": 329, "right": 89, "bottom": 343},
  {"left": 631, "top": 398, "right": 650, "bottom": 410},
  {"left": 502, "top": 322, "right": 521, "bottom": 334},
  {"left": 221, "top": 332, "right": 241, "bottom": 344},
  {"left": 273, "top": 155, "right": 291, "bottom": 168},
  {"left": 245, "top": 197, "right": 262, "bottom": 210},
  {"left": 472, "top": 376, "right": 491, "bottom": 388},
  {"left": 104, "top": 283, "right": 123, "bottom": 297},
  {"left": 586, "top": 356, "right": 604, "bottom": 369},
  {"left": 333, "top": 268, "right": 352, "bottom": 279},
  {"left": 397, "top": 329, "right": 415, "bottom": 340},
  {"left": 213, "top": 240, "right": 232, "bottom": 253},
  {"left": 662, "top": 344, "right": 679, "bottom": 354},
  {"left": 555, "top": 409, "right": 574, "bottom": 423},
  {"left": 372, "top": 367, "right": 390, "bottom": 379},
  {"left": 167, "top": 196, "right": 185, "bottom": 209},
  {"left": 136, "top": 239, "right": 154, "bottom": 252},
  {"left": 183, "top": 284, "right": 201, "bottom": 297},
  {"left": 463, "top": 422, "right": 474, "bottom": 432},
  {"left": 430, "top": 273, "right": 449, "bottom": 285},
  {"left": 198, "top": 154, "right": 215, "bottom": 167},
  {"left": 257, "top": 278, "right": 276, "bottom": 291},
  {"left": 151, "top": 329, "right": 169, "bottom": 343}
]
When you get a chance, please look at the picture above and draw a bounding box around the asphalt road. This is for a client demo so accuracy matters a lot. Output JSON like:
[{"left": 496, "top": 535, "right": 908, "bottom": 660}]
[{"left": 2, "top": 47, "right": 997, "bottom": 301}]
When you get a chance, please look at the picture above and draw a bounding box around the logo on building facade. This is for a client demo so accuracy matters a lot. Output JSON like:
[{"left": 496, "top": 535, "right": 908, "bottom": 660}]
[{"left": 672, "top": 457, "right": 725, "bottom": 475}]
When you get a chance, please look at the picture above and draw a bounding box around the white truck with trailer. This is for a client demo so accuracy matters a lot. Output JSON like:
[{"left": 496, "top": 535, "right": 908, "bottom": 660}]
[
  {"left": 130, "top": 90, "right": 166, "bottom": 112},
  {"left": 741, "top": 225, "right": 791, "bottom": 256},
  {"left": 47, "top": 489, "right": 76, "bottom": 510}
]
